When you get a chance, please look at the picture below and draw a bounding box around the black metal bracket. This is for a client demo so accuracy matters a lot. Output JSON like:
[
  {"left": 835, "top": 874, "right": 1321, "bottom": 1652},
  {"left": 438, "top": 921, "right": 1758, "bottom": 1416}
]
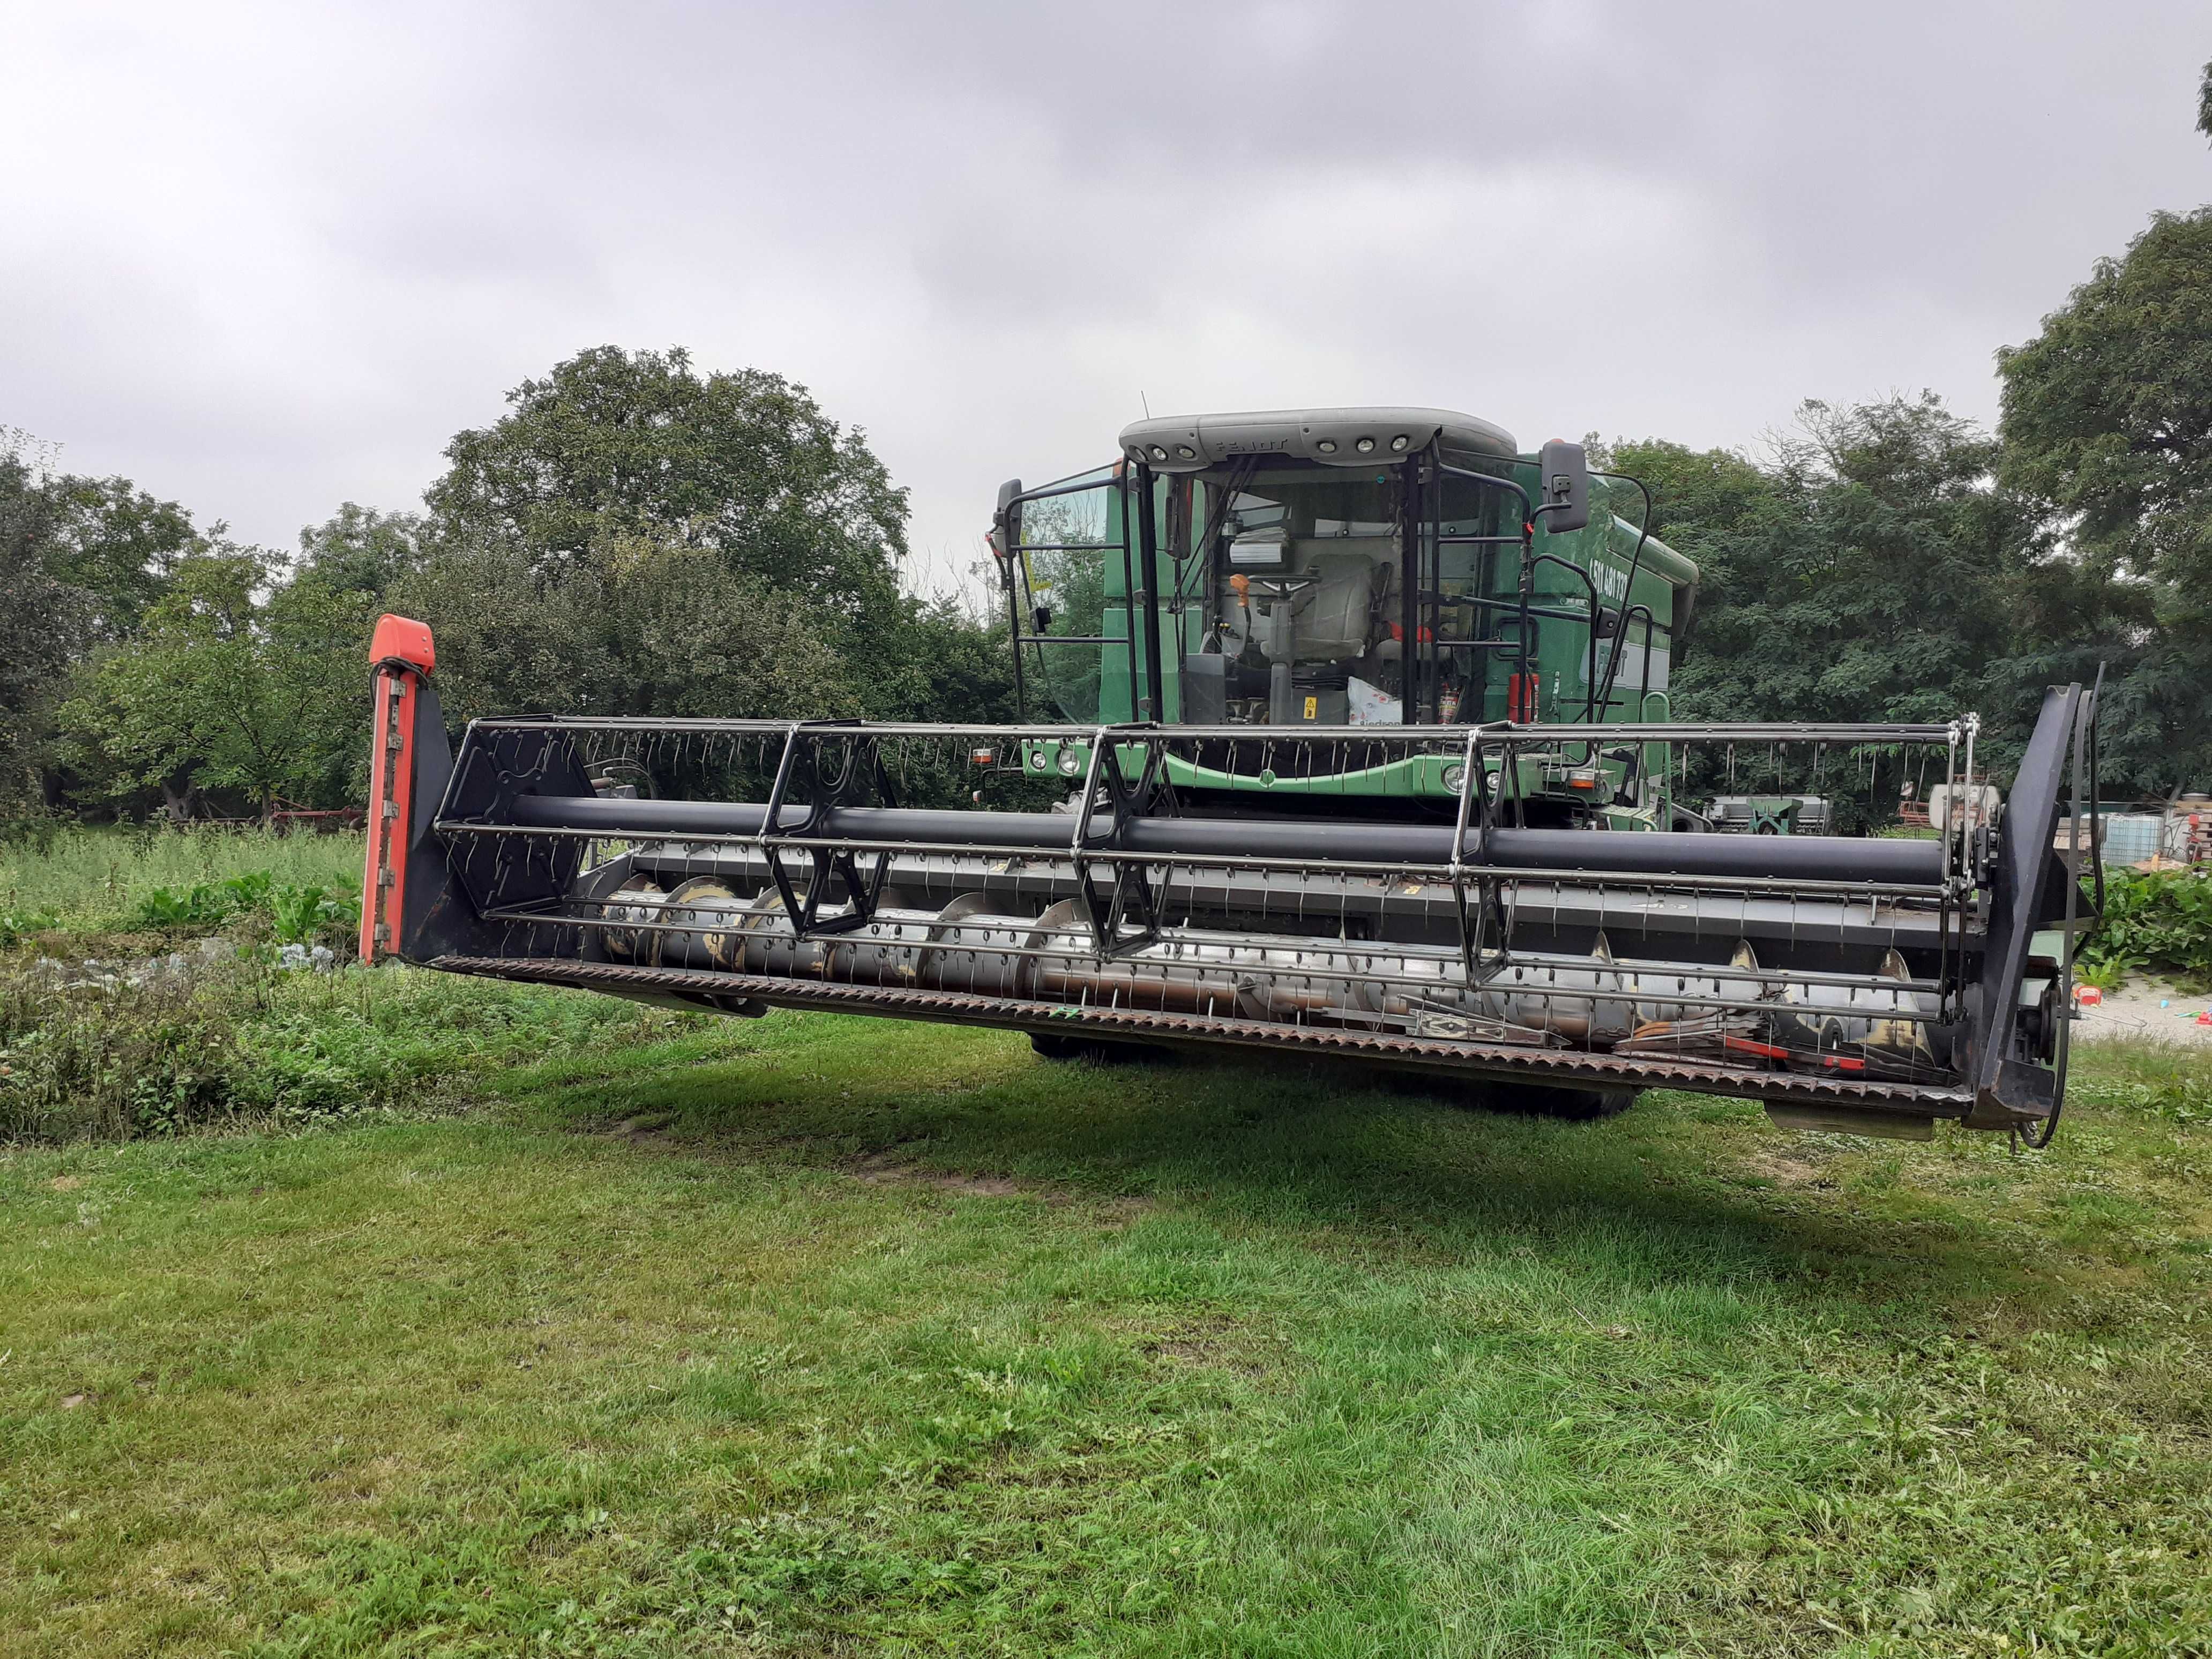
[
  {"left": 1446, "top": 724, "right": 1516, "bottom": 983},
  {"left": 1966, "top": 684, "right": 2081, "bottom": 1130},
  {"left": 761, "top": 726, "right": 899, "bottom": 940},
  {"left": 1070, "top": 727, "right": 1170, "bottom": 955}
]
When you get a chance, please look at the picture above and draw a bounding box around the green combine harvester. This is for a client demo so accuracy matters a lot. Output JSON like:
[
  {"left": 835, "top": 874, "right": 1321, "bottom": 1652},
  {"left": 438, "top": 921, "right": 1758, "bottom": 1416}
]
[{"left": 362, "top": 406, "right": 2098, "bottom": 1144}]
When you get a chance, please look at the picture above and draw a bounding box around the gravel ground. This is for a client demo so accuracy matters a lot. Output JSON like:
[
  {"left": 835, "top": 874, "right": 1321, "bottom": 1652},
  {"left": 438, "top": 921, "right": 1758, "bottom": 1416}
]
[{"left": 2074, "top": 976, "right": 2212, "bottom": 1047}]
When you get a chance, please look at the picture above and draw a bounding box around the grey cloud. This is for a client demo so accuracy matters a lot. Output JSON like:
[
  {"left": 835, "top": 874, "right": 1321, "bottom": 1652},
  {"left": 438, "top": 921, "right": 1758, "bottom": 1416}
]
[{"left": 2, "top": 0, "right": 2205, "bottom": 585}]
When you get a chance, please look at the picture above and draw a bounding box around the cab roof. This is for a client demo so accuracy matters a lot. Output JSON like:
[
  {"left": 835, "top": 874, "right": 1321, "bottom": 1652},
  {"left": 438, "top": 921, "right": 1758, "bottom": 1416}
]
[{"left": 1117, "top": 407, "right": 1518, "bottom": 474}]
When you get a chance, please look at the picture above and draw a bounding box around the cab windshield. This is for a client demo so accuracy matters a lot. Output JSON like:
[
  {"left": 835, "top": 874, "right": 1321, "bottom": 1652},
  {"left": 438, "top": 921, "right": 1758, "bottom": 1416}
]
[{"left": 1170, "top": 460, "right": 1512, "bottom": 725}]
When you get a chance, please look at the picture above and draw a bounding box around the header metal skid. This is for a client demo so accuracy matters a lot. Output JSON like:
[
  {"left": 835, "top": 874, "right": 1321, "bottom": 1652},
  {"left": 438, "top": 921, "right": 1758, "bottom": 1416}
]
[{"left": 364, "top": 624, "right": 2097, "bottom": 1140}]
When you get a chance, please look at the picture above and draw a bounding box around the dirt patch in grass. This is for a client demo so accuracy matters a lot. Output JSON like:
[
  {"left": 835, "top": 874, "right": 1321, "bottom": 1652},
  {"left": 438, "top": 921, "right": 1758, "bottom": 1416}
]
[
  {"left": 1741, "top": 1145, "right": 1833, "bottom": 1188},
  {"left": 1139, "top": 1313, "right": 1272, "bottom": 1377},
  {"left": 845, "top": 1150, "right": 1160, "bottom": 1213},
  {"left": 847, "top": 1151, "right": 1034, "bottom": 1199}
]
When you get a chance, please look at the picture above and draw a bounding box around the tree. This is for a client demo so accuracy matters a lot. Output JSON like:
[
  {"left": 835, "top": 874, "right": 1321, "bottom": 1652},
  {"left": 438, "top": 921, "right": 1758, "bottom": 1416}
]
[
  {"left": 1998, "top": 207, "right": 2212, "bottom": 790},
  {"left": 1590, "top": 437, "right": 1781, "bottom": 687},
  {"left": 0, "top": 447, "right": 92, "bottom": 811},
  {"left": 875, "top": 594, "right": 1020, "bottom": 726},
  {"left": 68, "top": 551, "right": 373, "bottom": 819},
  {"left": 1616, "top": 397, "right": 2031, "bottom": 735},
  {"left": 425, "top": 347, "right": 908, "bottom": 620},
  {"left": 388, "top": 532, "right": 868, "bottom": 727},
  {"left": 397, "top": 345, "right": 1011, "bottom": 733},
  {"left": 40, "top": 473, "right": 197, "bottom": 638},
  {"left": 2, "top": 433, "right": 207, "bottom": 812},
  {"left": 298, "top": 503, "right": 428, "bottom": 600}
]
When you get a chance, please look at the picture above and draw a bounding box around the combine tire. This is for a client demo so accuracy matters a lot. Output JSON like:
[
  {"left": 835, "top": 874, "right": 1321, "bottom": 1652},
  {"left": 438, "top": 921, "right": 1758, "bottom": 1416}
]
[
  {"left": 1483, "top": 1082, "right": 1638, "bottom": 1120},
  {"left": 1030, "top": 1031, "right": 1171, "bottom": 1066}
]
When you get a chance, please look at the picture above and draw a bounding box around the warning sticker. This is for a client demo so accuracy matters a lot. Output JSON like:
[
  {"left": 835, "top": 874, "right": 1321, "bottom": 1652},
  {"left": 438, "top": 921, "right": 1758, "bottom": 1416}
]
[{"left": 1302, "top": 695, "right": 1318, "bottom": 720}]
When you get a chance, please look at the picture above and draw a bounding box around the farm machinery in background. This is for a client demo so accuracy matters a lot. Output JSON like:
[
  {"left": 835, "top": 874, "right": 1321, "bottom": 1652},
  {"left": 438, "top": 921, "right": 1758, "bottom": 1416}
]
[{"left": 363, "top": 407, "right": 2098, "bottom": 1143}]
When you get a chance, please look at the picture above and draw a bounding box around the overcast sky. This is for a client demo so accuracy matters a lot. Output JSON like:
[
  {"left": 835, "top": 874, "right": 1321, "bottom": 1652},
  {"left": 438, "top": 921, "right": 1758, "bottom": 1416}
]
[{"left": 5, "top": 1, "right": 2207, "bottom": 594}]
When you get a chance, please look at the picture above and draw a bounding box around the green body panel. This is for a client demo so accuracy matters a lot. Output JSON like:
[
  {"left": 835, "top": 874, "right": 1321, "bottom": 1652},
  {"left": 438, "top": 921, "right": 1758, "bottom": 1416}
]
[{"left": 1017, "top": 740, "right": 1461, "bottom": 798}]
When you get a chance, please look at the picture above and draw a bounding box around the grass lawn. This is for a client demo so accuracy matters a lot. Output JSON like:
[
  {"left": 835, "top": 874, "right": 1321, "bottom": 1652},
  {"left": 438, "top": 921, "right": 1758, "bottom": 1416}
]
[{"left": 4, "top": 1003, "right": 2211, "bottom": 1656}]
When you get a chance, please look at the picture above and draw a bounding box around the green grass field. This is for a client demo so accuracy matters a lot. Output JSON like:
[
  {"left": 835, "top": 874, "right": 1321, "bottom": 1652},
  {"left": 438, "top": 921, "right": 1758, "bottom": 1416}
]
[{"left": 4, "top": 992, "right": 2210, "bottom": 1656}]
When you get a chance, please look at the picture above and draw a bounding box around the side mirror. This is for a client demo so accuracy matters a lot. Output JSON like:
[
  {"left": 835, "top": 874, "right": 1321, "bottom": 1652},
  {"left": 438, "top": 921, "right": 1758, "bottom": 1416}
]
[
  {"left": 1536, "top": 440, "right": 1589, "bottom": 534},
  {"left": 991, "top": 477, "right": 1024, "bottom": 559}
]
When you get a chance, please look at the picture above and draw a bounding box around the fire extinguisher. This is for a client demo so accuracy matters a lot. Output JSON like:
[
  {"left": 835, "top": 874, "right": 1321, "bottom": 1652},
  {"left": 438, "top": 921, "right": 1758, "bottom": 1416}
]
[{"left": 1507, "top": 671, "right": 1542, "bottom": 722}]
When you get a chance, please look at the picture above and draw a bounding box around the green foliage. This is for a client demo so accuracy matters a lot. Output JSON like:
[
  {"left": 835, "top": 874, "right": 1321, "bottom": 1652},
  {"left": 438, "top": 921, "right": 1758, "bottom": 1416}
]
[
  {"left": 1605, "top": 399, "right": 2057, "bottom": 819},
  {"left": 296, "top": 502, "right": 428, "bottom": 600},
  {"left": 0, "top": 809, "right": 66, "bottom": 857},
  {"left": 1595, "top": 436, "right": 1776, "bottom": 558},
  {"left": 0, "top": 908, "right": 56, "bottom": 948},
  {"left": 392, "top": 346, "right": 1010, "bottom": 731},
  {"left": 269, "top": 881, "right": 353, "bottom": 945},
  {"left": 133, "top": 880, "right": 245, "bottom": 929},
  {"left": 0, "top": 824, "right": 362, "bottom": 939},
  {"left": 1, "top": 442, "right": 95, "bottom": 812},
  {"left": 1999, "top": 206, "right": 2212, "bottom": 792},
  {"left": 392, "top": 536, "right": 868, "bottom": 726},
  {"left": 1661, "top": 395, "right": 2031, "bottom": 733},
  {"left": 869, "top": 593, "right": 1020, "bottom": 726},
  {"left": 2081, "top": 867, "right": 2212, "bottom": 981},
  {"left": 425, "top": 345, "right": 908, "bottom": 618},
  {"left": 2073, "top": 954, "right": 2131, "bottom": 993},
  {"left": 2, "top": 434, "right": 212, "bottom": 816},
  {"left": 38, "top": 470, "right": 199, "bottom": 638},
  {"left": 130, "top": 870, "right": 355, "bottom": 945},
  {"left": 0, "top": 953, "right": 708, "bottom": 1141},
  {"left": 64, "top": 550, "right": 375, "bottom": 815}
]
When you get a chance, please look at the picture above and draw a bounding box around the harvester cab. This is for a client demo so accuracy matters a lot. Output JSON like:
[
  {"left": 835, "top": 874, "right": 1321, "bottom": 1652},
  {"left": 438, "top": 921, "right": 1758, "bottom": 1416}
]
[
  {"left": 990, "top": 409, "right": 1693, "bottom": 832},
  {"left": 363, "top": 405, "right": 2101, "bottom": 1146}
]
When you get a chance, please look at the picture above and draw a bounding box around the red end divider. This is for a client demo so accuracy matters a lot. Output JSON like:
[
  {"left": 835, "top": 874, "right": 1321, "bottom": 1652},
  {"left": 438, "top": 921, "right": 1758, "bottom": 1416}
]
[{"left": 360, "top": 616, "right": 436, "bottom": 964}]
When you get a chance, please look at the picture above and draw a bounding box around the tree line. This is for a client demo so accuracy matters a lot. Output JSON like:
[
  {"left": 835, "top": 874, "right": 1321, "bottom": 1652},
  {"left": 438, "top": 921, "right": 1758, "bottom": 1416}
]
[
  {"left": 2, "top": 348, "right": 1015, "bottom": 822},
  {"left": 3, "top": 160, "right": 2209, "bottom": 821},
  {"left": 1622, "top": 190, "right": 2210, "bottom": 796}
]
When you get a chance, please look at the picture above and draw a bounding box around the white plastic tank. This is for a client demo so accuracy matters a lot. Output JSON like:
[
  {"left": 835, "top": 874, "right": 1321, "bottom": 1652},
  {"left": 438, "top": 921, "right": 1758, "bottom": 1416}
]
[{"left": 2099, "top": 813, "right": 2164, "bottom": 865}]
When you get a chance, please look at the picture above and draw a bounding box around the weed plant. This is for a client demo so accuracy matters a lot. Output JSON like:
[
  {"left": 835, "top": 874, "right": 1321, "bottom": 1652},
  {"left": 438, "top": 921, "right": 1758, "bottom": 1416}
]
[
  {"left": 0, "top": 824, "right": 362, "bottom": 944},
  {"left": 0, "top": 952, "right": 721, "bottom": 1141},
  {"left": 2079, "top": 865, "right": 2212, "bottom": 987}
]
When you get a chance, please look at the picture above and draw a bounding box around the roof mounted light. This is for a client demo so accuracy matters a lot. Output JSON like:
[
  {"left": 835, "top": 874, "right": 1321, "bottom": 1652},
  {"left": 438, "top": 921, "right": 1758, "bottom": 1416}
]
[
  {"left": 1315, "top": 438, "right": 1338, "bottom": 454},
  {"left": 1175, "top": 444, "right": 1196, "bottom": 459},
  {"left": 1355, "top": 436, "right": 1376, "bottom": 454},
  {"left": 1389, "top": 434, "right": 1410, "bottom": 452},
  {"left": 1149, "top": 445, "right": 1169, "bottom": 461}
]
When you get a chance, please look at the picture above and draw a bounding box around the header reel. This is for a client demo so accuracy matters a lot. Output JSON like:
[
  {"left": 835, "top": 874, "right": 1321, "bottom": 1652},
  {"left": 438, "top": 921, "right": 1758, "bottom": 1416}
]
[{"left": 363, "top": 622, "right": 2096, "bottom": 1144}]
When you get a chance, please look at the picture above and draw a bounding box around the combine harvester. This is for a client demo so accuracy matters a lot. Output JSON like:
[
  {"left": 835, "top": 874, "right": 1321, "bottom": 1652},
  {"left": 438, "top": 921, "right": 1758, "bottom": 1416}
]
[{"left": 362, "top": 407, "right": 2098, "bottom": 1144}]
